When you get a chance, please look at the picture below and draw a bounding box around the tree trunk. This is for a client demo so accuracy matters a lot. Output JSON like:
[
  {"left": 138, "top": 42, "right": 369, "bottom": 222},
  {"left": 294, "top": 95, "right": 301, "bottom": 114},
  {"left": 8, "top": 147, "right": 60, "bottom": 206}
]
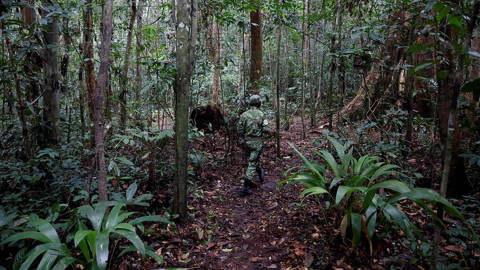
[
  {"left": 283, "top": 32, "right": 289, "bottom": 130},
  {"left": 300, "top": 0, "right": 309, "bottom": 139},
  {"left": 84, "top": 0, "right": 96, "bottom": 143},
  {"left": 249, "top": 1, "right": 262, "bottom": 94},
  {"left": 135, "top": 0, "right": 144, "bottom": 104},
  {"left": 120, "top": 0, "right": 137, "bottom": 131},
  {"left": 1, "top": 17, "right": 32, "bottom": 158},
  {"left": 94, "top": 0, "right": 115, "bottom": 201},
  {"left": 173, "top": 0, "right": 197, "bottom": 219},
  {"left": 335, "top": 10, "right": 408, "bottom": 123},
  {"left": 42, "top": 11, "right": 61, "bottom": 147},
  {"left": 212, "top": 19, "right": 221, "bottom": 104},
  {"left": 275, "top": 18, "right": 282, "bottom": 157},
  {"left": 326, "top": 3, "right": 339, "bottom": 129}
]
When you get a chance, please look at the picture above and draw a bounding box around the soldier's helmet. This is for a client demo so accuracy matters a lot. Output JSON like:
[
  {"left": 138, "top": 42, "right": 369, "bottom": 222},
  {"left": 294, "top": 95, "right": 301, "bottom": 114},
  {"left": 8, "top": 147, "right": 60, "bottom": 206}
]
[{"left": 249, "top": 95, "right": 262, "bottom": 107}]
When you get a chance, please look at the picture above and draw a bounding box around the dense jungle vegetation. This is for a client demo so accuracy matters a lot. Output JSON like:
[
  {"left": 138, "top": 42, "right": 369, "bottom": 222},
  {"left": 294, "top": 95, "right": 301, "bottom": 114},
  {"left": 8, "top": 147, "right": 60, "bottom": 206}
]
[{"left": 1, "top": 0, "right": 480, "bottom": 269}]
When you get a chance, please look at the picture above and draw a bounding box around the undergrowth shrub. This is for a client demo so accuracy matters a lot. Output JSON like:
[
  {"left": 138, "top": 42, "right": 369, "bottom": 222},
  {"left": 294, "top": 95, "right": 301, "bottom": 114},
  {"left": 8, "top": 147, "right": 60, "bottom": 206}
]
[
  {"left": 281, "top": 136, "right": 469, "bottom": 253},
  {"left": 0, "top": 183, "right": 170, "bottom": 270}
]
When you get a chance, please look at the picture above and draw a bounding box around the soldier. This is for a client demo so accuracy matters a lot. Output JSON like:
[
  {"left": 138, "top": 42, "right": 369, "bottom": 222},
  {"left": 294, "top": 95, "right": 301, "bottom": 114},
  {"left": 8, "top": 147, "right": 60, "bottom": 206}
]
[{"left": 237, "top": 95, "right": 269, "bottom": 196}]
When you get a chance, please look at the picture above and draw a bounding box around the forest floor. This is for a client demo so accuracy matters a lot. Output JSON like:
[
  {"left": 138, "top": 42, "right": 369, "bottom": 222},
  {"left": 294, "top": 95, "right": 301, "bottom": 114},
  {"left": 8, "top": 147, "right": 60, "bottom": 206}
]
[{"left": 119, "top": 117, "right": 478, "bottom": 270}]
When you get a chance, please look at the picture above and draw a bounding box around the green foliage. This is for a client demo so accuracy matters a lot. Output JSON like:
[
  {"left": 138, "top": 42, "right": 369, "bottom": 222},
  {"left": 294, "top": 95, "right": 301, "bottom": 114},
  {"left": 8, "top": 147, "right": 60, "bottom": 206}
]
[
  {"left": 282, "top": 136, "right": 466, "bottom": 250},
  {"left": 1, "top": 215, "right": 76, "bottom": 270},
  {"left": 1, "top": 183, "right": 169, "bottom": 270}
]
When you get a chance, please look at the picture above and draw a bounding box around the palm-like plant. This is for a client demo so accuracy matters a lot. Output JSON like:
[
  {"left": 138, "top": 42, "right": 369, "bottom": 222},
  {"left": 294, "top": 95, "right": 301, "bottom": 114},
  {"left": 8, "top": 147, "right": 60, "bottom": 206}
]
[
  {"left": 1, "top": 215, "right": 76, "bottom": 270},
  {"left": 283, "top": 136, "right": 465, "bottom": 252},
  {"left": 1, "top": 183, "right": 169, "bottom": 270}
]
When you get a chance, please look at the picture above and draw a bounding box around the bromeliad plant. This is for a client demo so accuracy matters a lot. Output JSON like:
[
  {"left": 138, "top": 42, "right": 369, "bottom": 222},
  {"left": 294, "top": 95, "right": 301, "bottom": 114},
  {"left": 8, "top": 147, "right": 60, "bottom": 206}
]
[
  {"left": 1, "top": 183, "right": 170, "bottom": 270},
  {"left": 282, "top": 136, "right": 466, "bottom": 253}
]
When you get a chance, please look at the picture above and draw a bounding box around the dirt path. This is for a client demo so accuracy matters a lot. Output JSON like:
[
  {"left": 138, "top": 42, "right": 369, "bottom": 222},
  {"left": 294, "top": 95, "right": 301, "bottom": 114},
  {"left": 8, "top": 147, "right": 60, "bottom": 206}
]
[
  {"left": 153, "top": 118, "right": 340, "bottom": 269},
  {"left": 150, "top": 118, "right": 417, "bottom": 269}
]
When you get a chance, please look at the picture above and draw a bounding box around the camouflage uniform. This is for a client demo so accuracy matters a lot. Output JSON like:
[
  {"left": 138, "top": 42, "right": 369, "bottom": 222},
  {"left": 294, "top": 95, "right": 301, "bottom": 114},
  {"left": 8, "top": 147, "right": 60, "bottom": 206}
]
[{"left": 237, "top": 95, "right": 269, "bottom": 188}]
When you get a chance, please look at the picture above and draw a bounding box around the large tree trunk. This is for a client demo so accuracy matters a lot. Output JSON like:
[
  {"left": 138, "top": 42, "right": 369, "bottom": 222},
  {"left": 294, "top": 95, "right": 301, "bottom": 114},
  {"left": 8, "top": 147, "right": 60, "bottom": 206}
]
[
  {"left": 42, "top": 11, "right": 60, "bottom": 147},
  {"left": 173, "top": 0, "right": 197, "bottom": 219},
  {"left": 94, "top": 0, "right": 115, "bottom": 201},
  {"left": 120, "top": 0, "right": 137, "bottom": 131},
  {"left": 249, "top": 1, "right": 262, "bottom": 95},
  {"left": 335, "top": 11, "right": 408, "bottom": 123}
]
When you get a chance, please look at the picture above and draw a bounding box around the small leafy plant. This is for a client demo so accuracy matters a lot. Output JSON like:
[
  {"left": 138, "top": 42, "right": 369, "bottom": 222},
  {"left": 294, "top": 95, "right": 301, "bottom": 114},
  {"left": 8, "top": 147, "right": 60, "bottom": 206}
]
[
  {"left": 282, "top": 136, "right": 466, "bottom": 253},
  {"left": 1, "top": 183, "right": 170, "bottom": 270}
]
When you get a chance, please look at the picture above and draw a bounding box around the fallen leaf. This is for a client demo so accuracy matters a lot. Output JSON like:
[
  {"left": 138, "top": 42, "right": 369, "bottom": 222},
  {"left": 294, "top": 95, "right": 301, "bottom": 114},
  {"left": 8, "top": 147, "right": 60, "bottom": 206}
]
[{"left": 444, "top": 245, "right": 464, "bottom": 253}]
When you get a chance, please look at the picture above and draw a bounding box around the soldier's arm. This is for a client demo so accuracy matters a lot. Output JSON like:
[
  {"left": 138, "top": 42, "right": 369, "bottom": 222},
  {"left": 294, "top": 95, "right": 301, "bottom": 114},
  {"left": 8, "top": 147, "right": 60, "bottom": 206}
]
[{"left": 237, "top": 116, "right": 245, "bottom": 137}]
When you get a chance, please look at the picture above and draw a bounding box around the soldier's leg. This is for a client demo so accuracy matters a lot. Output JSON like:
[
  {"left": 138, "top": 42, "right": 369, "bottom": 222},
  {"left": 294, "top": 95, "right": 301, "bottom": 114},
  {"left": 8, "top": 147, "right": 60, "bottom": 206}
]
[{"left": 254, "top": 142, "right": 264, "bottom": 182}]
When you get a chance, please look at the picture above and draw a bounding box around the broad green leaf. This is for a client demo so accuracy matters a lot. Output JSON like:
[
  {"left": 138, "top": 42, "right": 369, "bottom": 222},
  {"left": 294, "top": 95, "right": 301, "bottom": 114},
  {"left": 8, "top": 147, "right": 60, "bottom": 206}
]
[
  {"left": 289, "top": 143, "right": 325, "bottom": 182},
  {"left": 329, "top": 177, "right": 343, "bottom": 189},
  {"left": 20, "top": 243, "right": 60, "bottom": 270},
  {"left": 95, "top": 232, "right": 109, "bottom": 270},
  {"left": 2, "top": 231, "right": 52, "bottom": 245},
  {"left": 36, "top": 250, "right": 58, "bottom": 270},
  {"left": 389, "top": 188, "right": 463, "bottom": 220},
  {"left": 130, "top": 215, "right": 171, "bottom": 225},
  {"left": 354, "top": 155, "right": 370, "bottom": 174},
  {"left": 368, "top": 164, "right": 399, "bottom": 185},
  {"left": 382, "top": 204, "right": 414, "bottom": 237},
  {"left": 126, "top": 183, "right": 138, "bottom": 201},
  {"left": 105, "top": 203, "right": 125, "bottom": 230},
  {"left": 299, "top": 187, "right": 328, "bottom": 199},
  {"left": 29, "top": 219, "right": 60, "bottom": 243},
  {"left": 115, "top": 230, "right": 145, "bottom": 257},
  {"left": 351, "top": 213, "right": 362, "bottom": 248},
  {"left": 74, "top": 230, "right": 95, "bottom": 247},
  {"left": 52, "top": 257, "right": 76, "bottom": 270},
  {"left": 114, "top": 223, "right": 135, "bottom": 232},
  {"left": 335, "top": 186, "right": 365, "bottom": 205},
  {"left": 413, "top": 62, "right": 434, "bottom": 74},
  {"left": 365, "top": 206, "right": 377, "bottom": 239},
  {"left": 368, "top": 180, "right": 411, "bottom": 194},
  {"left": 319, "top": 150, "right": 341, "bottom": 177},
  {"left": 291, "top": 173, "right": 325, "bottom": 189},
  {"left": 447, "top": 15, "right": 462, "bottom": 28},
  {"left": 79, "top": 203, "right": 109, "bottom": 232}
]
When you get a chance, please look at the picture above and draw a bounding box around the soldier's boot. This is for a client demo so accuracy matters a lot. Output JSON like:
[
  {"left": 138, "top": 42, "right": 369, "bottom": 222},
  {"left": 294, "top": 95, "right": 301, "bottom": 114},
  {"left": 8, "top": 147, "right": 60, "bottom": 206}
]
[
  {"left": 245, "top": 179, "right": 257, "bottom": 188},
  {"left": 240, "top": 182, "right": 252, "bottom": 196},
  {"left": 257, "top": 168, "right": 265, "bottom": 182}
]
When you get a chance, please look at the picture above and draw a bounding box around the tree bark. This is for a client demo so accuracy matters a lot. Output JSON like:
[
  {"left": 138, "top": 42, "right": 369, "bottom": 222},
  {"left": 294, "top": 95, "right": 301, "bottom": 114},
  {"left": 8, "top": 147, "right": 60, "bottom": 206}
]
[
  {"left": 1, "top": 16, "right": 32, "bottom": 158},
  {"left": 275, "top": 17, "right": 282, "bottom": 157},
  {"left": 249, "top": 1, "right": 262, "bottom": 94},
  {"left": 120, "top": 0, "right": 137, "bottom": 131},
  {"left": 94, "top": 0, "right": 115, "bottom": 201},
  {"left": 212, "top": 19, "right": 221, "bottom": 104},
  {"left": 173, "top": 0, "right": 197, "bottom": 219},
  {"left": 84, "top": 0, "right": 96, "bottom": 144},
  {"left": 135, "top": 0, "right": 144, "bottom": 104},
  {"left": 300, "top": 0, "right": 309, "bottom": 139},
  {"left": 42, "top": 10, "right": 61, "bottom": 147}
]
